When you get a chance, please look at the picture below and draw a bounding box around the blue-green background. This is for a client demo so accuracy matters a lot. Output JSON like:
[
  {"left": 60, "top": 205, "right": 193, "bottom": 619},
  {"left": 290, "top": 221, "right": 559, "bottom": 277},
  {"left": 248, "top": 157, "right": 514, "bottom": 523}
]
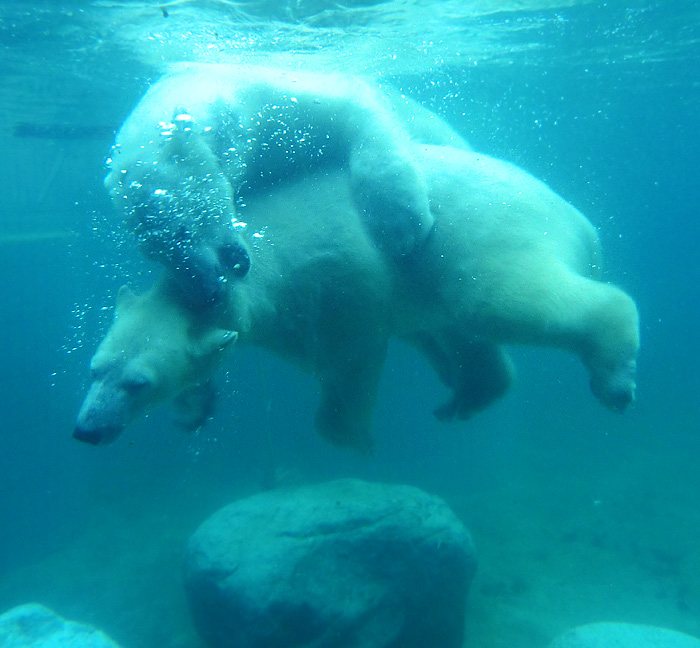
[{"left": 0, "top": 1, "right": 698, "bottom": 647}]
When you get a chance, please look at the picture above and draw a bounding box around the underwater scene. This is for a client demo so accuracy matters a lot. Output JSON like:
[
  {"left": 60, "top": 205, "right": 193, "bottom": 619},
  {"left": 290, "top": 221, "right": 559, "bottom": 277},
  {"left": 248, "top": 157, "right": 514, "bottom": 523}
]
[{"left": 1, "top": 1, "right": 699, "bottom": 647}]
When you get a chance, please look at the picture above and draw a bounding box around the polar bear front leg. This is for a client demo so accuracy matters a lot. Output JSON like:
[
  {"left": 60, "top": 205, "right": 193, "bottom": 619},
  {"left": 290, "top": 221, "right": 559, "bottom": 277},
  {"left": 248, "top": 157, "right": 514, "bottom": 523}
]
[{"left": 314, "top": 336, "right": 388, "bottom": 452}]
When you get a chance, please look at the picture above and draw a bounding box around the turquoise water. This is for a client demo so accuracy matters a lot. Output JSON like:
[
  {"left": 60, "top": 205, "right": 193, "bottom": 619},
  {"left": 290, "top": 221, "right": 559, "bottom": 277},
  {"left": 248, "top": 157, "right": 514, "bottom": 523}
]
[{"left": 0, "top": 1, "right": 699, "bottom": 647}]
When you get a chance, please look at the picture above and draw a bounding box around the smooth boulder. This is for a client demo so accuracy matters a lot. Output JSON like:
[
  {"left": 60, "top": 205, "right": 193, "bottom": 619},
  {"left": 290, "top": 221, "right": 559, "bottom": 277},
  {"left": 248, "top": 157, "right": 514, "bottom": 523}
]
[
  {"left": 0, "top": 603, "right": 121, "bottom": 648},
  {"left": 184, "top": 479, "right": 477, "bottom": 648}
]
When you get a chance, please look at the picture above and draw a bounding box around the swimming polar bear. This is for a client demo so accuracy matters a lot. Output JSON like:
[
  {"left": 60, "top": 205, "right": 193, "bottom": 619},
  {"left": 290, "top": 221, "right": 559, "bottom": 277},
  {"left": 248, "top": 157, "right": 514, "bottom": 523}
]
[
  {"left": 75, "top": 144, "right": 639, "bottom": 448},
  {"left": 106, "top": 65, "right": 466, "bottom": 305}
]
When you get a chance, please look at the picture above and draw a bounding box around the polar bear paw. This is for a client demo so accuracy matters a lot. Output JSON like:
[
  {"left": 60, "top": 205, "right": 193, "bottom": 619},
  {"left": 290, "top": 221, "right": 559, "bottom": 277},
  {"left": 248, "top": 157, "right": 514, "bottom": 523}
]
[
  {"left": 590, "top": 359, "right": 637, "bottom": 412},
  {"left": 169, "top": 239, "right": 250, "bottom": 307}
]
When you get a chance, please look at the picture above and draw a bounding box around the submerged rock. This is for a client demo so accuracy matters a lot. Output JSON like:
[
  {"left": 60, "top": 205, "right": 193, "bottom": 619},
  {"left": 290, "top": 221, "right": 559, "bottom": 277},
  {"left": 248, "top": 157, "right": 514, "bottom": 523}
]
[
  {"left": 184, "top": 478, "right": 476, "bottom": 648},
  {"left": 0, "top": 603, "right": 122, "bottom": 647},
  {"left": 549, "top": 622, "right": 700, "bottom": 648}
]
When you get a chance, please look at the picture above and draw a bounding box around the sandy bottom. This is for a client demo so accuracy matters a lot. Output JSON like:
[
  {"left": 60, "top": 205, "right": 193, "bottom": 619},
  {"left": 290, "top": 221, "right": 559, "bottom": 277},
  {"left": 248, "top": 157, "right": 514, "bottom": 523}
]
[
  {"left": 457, "top": 474, "right": 700, "bottom": 648},
  {"left": 1, "top": 429, "right": 698, "bottom": 648}
]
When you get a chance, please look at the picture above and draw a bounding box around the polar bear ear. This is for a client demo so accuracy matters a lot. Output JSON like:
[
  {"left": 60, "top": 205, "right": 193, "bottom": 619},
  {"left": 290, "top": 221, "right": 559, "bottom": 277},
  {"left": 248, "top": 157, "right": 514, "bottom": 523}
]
[{"left": 115, "top": 285, "right": 137, "bottom": 312}]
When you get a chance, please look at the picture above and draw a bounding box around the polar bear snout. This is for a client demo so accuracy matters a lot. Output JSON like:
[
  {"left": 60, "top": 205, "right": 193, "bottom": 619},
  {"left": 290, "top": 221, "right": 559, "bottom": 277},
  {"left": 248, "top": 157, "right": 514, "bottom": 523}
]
[
  {"left": 73, "top": 381, "right": 130, "bottom": 445},
  {"left": 73, "top": 422, "right": 123, "bottom": 446}
]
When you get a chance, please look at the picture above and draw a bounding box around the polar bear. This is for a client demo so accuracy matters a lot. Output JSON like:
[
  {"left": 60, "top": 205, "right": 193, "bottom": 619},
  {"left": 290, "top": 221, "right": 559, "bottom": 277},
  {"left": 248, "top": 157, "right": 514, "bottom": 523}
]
[
  {"left": 106, "top": 65, "right": 467, "bottom": 306},
  {"left": 74, "top": 144, "right": 639, "bottom": 448}
]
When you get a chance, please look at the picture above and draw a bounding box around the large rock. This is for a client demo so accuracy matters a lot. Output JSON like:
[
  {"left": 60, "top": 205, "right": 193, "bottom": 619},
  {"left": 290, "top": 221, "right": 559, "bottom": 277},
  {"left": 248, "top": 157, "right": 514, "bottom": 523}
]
[
  {"left": 184, "top": 479, "right": 476, "bottom": 648},
  {"left": 549, "top": 623, "right": 700, "bottom": 648},
  {"left": 0, "top": 603, "right": 121, "bottom": 647}
]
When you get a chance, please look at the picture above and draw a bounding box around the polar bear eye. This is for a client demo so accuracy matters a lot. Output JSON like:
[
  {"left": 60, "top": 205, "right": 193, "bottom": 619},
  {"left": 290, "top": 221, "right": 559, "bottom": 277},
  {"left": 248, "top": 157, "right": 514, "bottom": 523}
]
[
  {"left": 122, "top": 373, "right": 152, "bottom": 392},
  {"left": 90, "top": 364, "right": 109, "bottom": 381}
]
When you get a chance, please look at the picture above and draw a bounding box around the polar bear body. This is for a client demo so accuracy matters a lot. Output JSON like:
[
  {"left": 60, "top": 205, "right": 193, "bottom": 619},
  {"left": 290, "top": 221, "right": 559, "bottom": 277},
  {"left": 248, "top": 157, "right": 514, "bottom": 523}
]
[
  {"left": 75, "top": 144, "right": 639, "bottom": 448},
  {"left": 106, "top": 65, "right": 467, "bottom": 305}
]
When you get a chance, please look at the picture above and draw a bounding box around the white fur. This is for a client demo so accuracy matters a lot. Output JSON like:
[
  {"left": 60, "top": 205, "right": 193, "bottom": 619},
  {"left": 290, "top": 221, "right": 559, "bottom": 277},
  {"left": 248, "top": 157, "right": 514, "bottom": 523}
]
[{"left": 75, "top": 144, "right": 639, "bottom": 448}]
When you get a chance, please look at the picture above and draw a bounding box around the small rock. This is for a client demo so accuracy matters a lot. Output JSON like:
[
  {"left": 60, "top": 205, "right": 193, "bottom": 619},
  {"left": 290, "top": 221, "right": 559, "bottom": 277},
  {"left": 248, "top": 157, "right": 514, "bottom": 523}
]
[
  {"left": 0, "top": 603, "right": 122, "bottom": 647},
  {"left": 549, "top": 622, "right": 700, "bottom": 648}
]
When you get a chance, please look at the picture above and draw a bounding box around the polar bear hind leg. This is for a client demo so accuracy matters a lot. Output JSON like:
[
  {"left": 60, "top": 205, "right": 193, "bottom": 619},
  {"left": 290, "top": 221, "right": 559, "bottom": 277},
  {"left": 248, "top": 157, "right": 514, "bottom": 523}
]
[
  {"left": 413, "top": 332, "right": 515, "bottom": 421},
  {"left": 467, "top": 263, "right": 639, "bottom": 412}
]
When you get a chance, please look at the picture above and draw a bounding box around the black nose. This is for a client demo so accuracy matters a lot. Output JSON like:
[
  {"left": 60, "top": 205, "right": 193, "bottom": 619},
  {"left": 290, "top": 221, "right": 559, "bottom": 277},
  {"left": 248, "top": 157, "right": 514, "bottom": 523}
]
[
  {"left": 218, "top": 241, "right": 250, "bottom": 278},
  {"left": 73, "top": 425, "right": 104, "bottom": 445}
]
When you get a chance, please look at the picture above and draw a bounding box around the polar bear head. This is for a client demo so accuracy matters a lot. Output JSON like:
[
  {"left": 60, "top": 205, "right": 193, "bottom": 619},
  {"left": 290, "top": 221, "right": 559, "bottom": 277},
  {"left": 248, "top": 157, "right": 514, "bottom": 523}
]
[{"left": 74, "top": 285, "right": 236, "bottom": 445}]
